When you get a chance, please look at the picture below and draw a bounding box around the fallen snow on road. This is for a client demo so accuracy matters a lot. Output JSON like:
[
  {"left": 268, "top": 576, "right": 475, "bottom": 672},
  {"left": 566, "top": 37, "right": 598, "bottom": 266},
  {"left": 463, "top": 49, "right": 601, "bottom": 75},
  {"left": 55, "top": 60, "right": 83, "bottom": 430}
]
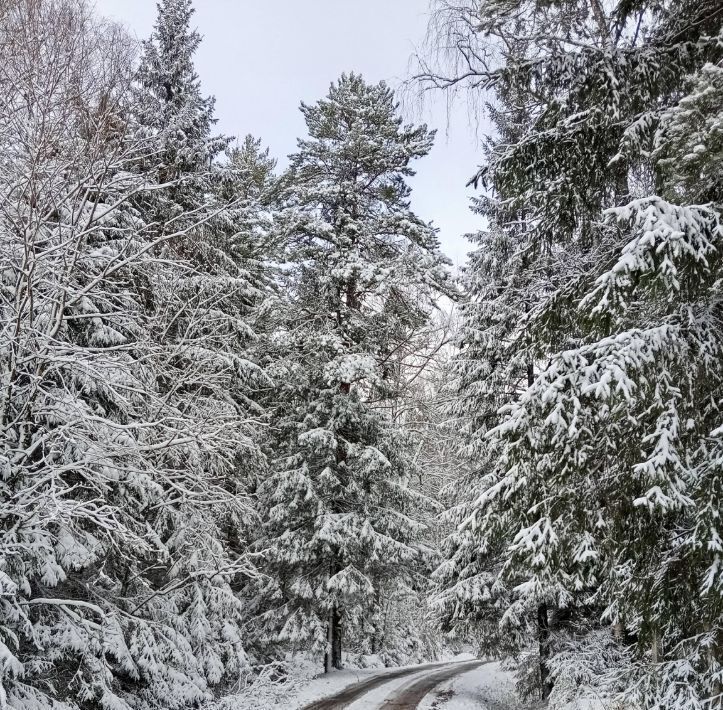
[
  {"left": 344, "top": 665, "right": 445, "bottom": 709},
  {"left": 207, "top": 654, "right": 477, "bottom": 710},
  {"left": 418, "top": 661, "right": 520, "bottom": 710},
  {"left": 206, "top": 654, "right": 382, "bottom": 710}
]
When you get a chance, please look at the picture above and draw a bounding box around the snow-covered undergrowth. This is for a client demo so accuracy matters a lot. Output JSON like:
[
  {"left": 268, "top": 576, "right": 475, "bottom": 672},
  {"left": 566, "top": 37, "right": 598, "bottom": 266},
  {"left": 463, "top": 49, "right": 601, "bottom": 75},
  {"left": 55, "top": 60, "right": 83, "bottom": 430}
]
[{"left": 204, "top": 653, "right": 390, "bottom": 710}]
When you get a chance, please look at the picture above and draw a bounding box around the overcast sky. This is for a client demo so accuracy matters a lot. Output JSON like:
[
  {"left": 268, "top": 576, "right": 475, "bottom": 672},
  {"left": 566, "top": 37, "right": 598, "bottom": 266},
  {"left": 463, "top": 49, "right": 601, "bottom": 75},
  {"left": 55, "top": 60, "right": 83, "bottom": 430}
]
[{"left": 94, "top": 0, "right": 485, "bottom": 267}]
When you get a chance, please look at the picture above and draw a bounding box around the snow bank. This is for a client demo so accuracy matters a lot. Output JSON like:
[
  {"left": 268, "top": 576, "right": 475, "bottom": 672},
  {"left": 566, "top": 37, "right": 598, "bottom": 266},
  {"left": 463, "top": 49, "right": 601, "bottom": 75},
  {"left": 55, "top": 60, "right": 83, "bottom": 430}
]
[
  {"left": 418, "top": 661, "right": 521, "bottom": 710},
  {"left": 206, "top": 653, "right": 405, "bottom": 710}
]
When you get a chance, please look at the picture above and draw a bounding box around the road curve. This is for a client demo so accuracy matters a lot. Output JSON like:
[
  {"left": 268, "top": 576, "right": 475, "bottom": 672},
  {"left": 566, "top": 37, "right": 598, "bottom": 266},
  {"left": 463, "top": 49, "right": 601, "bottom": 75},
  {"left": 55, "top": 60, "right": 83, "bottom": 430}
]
[
  {"left": 380, "top": 659, "right": 486, "bottom": 708},
  {"left": 301, "top": 660, "right": 484, "bottom": 710}
]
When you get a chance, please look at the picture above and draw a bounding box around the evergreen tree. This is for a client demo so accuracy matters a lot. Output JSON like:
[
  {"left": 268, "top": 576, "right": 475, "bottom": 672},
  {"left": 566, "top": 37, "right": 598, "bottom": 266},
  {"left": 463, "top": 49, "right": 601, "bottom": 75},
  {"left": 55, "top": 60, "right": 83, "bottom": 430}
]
[
  {"left": 0, "top": 1, "right": 263, "bottom": 707},
  {"left": 421, "top": 0, "right": 723, "bottom": 706},
  {"left": 213, "top": 135, "right": 280, "bottom": 295},
  {"left": 135, "top": 0, "right": 227, "bottom": 194},
  {"left": 129, "top": 0, "right": 273, "bottom": 701},
  {"left": 432, "top": 88, "right": 546, "bottom": 676},
  {"left": 257, "top": 74, "right": 452, "bottom": 671}
]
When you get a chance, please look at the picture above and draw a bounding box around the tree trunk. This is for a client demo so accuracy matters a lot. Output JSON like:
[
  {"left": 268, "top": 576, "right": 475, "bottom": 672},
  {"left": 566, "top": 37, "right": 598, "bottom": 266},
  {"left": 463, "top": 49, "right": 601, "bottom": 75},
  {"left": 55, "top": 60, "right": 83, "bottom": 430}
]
[
  {"left": 324, "top": 613, "right": 333, "bottom": 674},
  {"left": 369, "top": 588, "right": 383, "bottom": 656},
  {"left": 538, "top": 602, "right": 553, "bottom": 699},
  {"left": 325, "top": 382, "right": 349, "bottom": 672},
  {"left": 527, "top": 361, "right": 553, "bottom": 699},
  {"left": 332, "top": 604, "right": 343, "bottom": 669},
  {"left": 711, "top": 627, "right": 722, "bottom": 701},
  {"left": 324, "top": 604, "right": 343, "bottom": 672},
  {"left": 325, "top": 270, "right": 359, "bottom": 673}
]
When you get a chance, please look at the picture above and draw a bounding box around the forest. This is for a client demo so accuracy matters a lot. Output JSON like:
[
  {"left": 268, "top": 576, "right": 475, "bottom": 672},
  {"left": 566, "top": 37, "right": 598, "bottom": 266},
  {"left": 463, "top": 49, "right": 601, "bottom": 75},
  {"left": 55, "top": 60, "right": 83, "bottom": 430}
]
[{"left": 0, "top": 0, "right": 721, "bottom": 708}]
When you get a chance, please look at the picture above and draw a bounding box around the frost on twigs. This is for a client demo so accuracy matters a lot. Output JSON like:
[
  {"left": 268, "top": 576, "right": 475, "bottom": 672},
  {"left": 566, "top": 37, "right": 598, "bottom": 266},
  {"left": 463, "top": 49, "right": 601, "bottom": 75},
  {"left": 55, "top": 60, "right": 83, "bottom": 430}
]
[{"left": 0, "top": 1, "right": 267, "bottom": 707}]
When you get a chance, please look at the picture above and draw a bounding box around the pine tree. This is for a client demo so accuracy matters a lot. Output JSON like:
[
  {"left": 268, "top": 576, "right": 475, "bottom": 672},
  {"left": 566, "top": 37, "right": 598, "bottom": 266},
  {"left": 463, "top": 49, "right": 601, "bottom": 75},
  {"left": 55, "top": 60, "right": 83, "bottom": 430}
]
[{"left": 257, "top": 74, "right": 452, "bottom": 672}]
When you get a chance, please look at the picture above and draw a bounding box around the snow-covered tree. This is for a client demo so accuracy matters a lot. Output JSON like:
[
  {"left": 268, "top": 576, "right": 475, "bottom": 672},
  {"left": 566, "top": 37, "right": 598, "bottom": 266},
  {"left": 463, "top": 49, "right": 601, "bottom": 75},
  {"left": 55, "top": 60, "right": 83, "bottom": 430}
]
[
  {"left": 134, "top": 0, "right": 270, "bottom": 343},
  {"left": 256, "top": 74, "right": 452, "bottom": 671},
  {"left": 430, "top": 76, "right": 563, "bottom": 694},
  {"left": 135, "top": 0, "right": 227, "bottom": 195},
  {"left": 212, "top": 135, "right": 280, "bottom": 300},
  {"left": 419, "top": 0, "right": 723, "bottom": 706},
  {"left": 128, "top": 0, "right": 273, "bottom": 700},
  {"left": 0, "top": 1, "right": 267, "bottom": 707}
]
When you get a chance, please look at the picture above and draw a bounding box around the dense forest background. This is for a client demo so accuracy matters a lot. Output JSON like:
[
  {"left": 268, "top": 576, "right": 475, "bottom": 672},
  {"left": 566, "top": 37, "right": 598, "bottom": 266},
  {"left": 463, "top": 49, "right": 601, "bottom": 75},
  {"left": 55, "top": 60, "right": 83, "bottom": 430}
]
[{"left": 0, "top": 1, "right": 721, "bottom": 709}]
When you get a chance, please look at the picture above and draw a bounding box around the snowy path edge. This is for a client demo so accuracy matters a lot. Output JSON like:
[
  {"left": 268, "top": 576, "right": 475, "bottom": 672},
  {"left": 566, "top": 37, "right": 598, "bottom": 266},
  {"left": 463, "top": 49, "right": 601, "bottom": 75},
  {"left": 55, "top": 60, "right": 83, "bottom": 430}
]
[{"left": 300, "top": 660, "right": 484, "bottom": 710}]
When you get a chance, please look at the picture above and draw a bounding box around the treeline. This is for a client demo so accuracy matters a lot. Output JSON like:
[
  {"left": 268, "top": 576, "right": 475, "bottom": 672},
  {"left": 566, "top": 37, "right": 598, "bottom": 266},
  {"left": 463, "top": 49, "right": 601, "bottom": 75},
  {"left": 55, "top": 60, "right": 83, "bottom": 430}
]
[
  {"left": 422, "top": 0, "right": 723, "bottom": 708},
  {"left": 4, "top": 0, "right": 723, "bottom": 708},
  {"left": 0, "top": 1, "right": 453, "bottom": 708}
]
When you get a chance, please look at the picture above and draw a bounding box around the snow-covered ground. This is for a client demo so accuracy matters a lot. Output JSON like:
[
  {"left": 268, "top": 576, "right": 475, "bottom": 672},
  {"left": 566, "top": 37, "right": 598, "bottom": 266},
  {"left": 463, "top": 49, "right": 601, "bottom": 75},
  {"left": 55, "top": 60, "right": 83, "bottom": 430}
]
[
  {"left": 205, "top": 654, "right": 433, "bottom": 710},
  {"left": 206, "top": 654, "right": 522, "bottom": 710},
  {"left": 343, "top": 664, "right": 461, "bottom": 709},
  {"left": 206, "top": 655, "right": 380, "bottom": 710},
  {"left": 418, "top": 661, "right": 521, "bottom": 710}
]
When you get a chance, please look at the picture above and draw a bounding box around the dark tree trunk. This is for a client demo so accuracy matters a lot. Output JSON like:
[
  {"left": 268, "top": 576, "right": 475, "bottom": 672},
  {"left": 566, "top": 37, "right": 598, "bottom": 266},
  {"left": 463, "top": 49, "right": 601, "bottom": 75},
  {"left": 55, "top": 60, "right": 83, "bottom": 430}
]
[
  {"left": 324, "top": 604, "right": 343, "bottom": 672},
  {"left": 331, "top": 604, "right": 343, "bottom": 669},
  {"left": 324, "top": 396, "right": 349, "bottom": 675},
  {"left": 323, "top": 271, "right": 359, "bottom": 674},
  {"left": 527, "top": 361, "right": 553, "bottom": 699},
  {"left": 538, "top": 602, "right": 552, "bottom": 699}
]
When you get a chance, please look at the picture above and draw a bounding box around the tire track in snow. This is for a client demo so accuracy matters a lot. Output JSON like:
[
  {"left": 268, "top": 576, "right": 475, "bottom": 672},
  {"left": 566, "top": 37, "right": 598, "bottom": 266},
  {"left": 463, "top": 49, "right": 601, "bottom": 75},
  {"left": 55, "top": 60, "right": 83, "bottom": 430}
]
[
  {"left": 379, "top": 660, "right": 487, "bottom": 708},
  {"left": 301, "top": 661, "right": 477, "bottom": 710}
]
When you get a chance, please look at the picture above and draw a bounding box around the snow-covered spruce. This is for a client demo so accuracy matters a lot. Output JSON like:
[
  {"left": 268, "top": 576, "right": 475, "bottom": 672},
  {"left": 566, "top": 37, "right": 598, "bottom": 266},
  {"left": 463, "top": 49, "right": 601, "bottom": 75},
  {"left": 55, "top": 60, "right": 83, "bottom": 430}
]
[{"left": 420, "top": 0, "right": 723, "bottom": 707}]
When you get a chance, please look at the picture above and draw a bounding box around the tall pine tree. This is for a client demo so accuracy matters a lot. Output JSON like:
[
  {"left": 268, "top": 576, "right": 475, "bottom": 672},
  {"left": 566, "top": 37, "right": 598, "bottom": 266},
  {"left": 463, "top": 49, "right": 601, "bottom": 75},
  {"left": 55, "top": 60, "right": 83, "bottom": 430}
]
[{"left": 257, "top": 74, "right": 452, "bottom": 671}]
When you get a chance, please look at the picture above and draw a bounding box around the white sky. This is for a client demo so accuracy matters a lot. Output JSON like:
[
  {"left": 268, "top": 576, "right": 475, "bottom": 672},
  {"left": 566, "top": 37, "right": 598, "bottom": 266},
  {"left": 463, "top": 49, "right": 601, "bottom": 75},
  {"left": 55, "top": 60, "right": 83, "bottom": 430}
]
[{"left": 94, "top": 0, "right": 485, "bottom": 267}]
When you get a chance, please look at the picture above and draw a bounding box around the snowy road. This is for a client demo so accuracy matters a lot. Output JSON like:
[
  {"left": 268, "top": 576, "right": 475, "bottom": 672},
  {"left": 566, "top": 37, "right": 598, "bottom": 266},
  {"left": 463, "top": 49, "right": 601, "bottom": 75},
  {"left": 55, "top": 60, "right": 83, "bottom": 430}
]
[{"left": 301, "top": 660, "right": 486, "bottom": 709}]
